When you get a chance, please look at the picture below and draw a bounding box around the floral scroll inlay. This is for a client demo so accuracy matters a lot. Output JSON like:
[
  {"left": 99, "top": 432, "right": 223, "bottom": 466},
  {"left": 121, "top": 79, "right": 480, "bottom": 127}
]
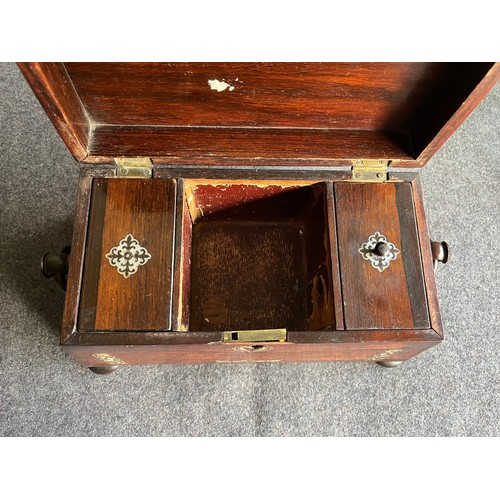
[
  {"left": 105, "top": 234, "right": 151, "bottom": 278},
  {"left": 358, "top": 231, "right": 400, "bottom": 273}
]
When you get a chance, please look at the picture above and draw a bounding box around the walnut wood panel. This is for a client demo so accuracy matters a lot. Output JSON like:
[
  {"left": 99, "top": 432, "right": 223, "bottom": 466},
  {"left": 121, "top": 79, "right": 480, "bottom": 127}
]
[
  {"left": 87, "top": 127, "right": 415, "bottom": 167},
  {"left": 335, "top": 182, "right": 429, "bottom": 330},
  {"left": 64, "top": 331, "right": 441, "bottom": 367},
  {"left": 17, "top": 62, "right": 90, "bottom": 161},
  {"left": 78, "top": 178, "right": 176, "bottom": 331}
]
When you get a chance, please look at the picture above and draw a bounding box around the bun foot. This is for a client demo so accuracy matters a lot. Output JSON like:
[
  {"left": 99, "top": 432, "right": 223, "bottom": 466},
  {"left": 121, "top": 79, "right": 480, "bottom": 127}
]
[
  {"left": 376, "top": 361, "right": 404, "bottom": 368},
  {"left": 88, "top": 366, "right": 119, "bottom": 375}
]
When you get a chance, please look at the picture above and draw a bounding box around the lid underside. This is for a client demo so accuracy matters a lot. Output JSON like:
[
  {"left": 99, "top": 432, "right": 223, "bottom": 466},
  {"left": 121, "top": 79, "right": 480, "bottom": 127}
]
[{"left": 18, "top": 62, "right": 499, "bottom": 168}]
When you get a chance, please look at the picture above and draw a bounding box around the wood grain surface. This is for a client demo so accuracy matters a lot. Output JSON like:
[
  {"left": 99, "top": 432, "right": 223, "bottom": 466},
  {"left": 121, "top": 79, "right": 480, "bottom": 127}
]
[
  {"left": 335, "top": 182, "right": 429, "bottom": 330},
  {"left": 411, "top": 176, "right": 444, "bottom": 335},
  {"left": 63, "top": 63, "right": 442, "bottom": 129},
  {"left": 190, "top": 221, "right": 307, "bottom": 331},
  {"left": 61, "top": 169, "right": 94, "bottom": 343},
  {"left": 17, "top": 62, "right": 90, "bottom": 161},
  {"left": 88, "top": 126, "right": 415, "bottom": 167},
  {"left": 78, "top": 178, "right": 176, "bottom": 331},
  {"left": 19, "top": 62, "right": 498, "bottom": 166},
  {"left": 65, "top": 329, "right": 442, "bottom": 367}
]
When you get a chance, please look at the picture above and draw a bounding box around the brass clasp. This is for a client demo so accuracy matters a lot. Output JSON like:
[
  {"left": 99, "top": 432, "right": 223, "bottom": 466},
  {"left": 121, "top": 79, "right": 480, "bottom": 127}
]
[{"left": 222, "top": 329, "right": 287, "bottom": 343}]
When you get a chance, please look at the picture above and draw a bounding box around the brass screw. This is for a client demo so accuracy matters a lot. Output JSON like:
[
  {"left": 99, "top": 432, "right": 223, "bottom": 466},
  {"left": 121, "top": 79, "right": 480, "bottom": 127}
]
[
  {"left": 120, "top": 168, "right": 128, "bottom": 176},
  {"left": 377, "top": 172, "right": 385, "bottom": 178}
]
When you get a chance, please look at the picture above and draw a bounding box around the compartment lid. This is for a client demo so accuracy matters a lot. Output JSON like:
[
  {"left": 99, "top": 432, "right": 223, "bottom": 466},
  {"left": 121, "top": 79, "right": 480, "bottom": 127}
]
[
  {"left": 78, "top": 178, "right": 176, "bottom": 332},
  {"left": 18, "top": 62, "right": 499, "bottom": 168}
]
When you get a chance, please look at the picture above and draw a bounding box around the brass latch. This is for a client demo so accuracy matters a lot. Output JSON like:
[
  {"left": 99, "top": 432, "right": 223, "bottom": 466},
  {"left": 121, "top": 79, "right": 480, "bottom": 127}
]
[
  {"left": 222, "top": 329, "right": 287, "bottom": 343},
  {"left": 351, "top": 159, "right": 390, "bottom": 182},
  {"left": 114, "top": 157, "right": 153, "bottom": 178}
]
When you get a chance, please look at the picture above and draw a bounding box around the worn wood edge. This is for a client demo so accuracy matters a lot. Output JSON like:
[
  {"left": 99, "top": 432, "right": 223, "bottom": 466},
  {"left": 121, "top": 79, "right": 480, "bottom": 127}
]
[
  {"left": 64, "top": 328, "right": 442, "bottom": 346},
  {"left": 411, "top": 176, "right": 444, "bottom": 337},
  {"left": 68, "top": 167, "right": 416, "bottom": 184},
  {"left": 156, "top": 167, "right": 418, "bottom": 182},
  {"left": 77, "top": 177, "right": 108, "bottom": 331},
  {"left": 417, "top": 62, "right": 500, "bottom": 166},
  {"left": 83, "top": 155, "right": 423, "bottom": 169},
  {"left": 155, "top": 167, "right": 352, "bottom": 180},
  {"left": 61, "top": 168, "right": 116, "bottom": 344},
  {"left": 325, "top": 182, "right": 344, "bottom": 330},
  {"left": 184, "top": 181, "right": 203, "bottom": 222},
  {"left": 395, "top": 183, "right": 431, "bottom": 329},
  {"left": 170, "top": 178, "right": 184, "bottom": 331},
  {"left": 183, "top": 178, "right": 318, "bottom": 188},
  {"left": 63, "top": 338, "right": 440, "bottom": 367},
  {"left": 17, "top": 62, "right": 91, "bottom": 162},
  {"left": 61, "top": 170, "right": 93, "bottom": 343},
  {"left": 165, "top": 179, "right": 177, "bottom": 331},
  {"left": 288, "top": 328, "right": 442, "bottom": 343},
  {"left": 84, "top": 126, "right": 419, "bottom": 167}
]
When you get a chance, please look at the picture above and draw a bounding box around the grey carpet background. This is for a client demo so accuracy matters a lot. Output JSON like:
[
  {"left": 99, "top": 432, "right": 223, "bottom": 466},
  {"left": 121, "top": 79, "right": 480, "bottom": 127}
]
[{"left": 0, "top": 61, "right": 499, "bottom": 437}]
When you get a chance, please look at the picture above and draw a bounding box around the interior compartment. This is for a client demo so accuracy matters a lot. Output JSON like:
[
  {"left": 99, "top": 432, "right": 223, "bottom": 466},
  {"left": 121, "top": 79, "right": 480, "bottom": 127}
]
[{"left": 178, "top": 181, "right": 335, "bottom": 332}]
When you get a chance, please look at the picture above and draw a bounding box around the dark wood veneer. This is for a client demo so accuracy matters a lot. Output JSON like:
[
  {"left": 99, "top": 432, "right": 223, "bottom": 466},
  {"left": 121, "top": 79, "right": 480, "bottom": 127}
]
[
  {"left": 335, "top": 182, "right": 429, "bottom": 330},
  {"left": 63, "top": 62, "right": 442, "bottom": 129},
  {"left": 411, "top": 176, "right": 444, "bottom": 336},
  {"left": 65, "top": 332, "right": 442, "bottom": 367},
  {"left": 78, "top": 178, "right": 176, "bottom": 332},
  {"left": 18, "top": 62, "right": 498, "bottom": 166},
  {"left": 88, "top": 126, "right": 416, "bottom": 167},
  {"left": 17, "top": 62, "right": 90, "bottom": 161}
]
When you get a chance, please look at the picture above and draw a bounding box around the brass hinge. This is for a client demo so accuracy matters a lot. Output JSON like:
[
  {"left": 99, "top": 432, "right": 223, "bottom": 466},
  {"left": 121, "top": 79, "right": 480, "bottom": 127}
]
[
  {"left": 114, "top": 157, "right": 153, "bottom": 178},
  {"left": 351, "top": 159, "right": 390, "bottom": 182},
  {"left": 222, "top": 328, "right": 287, "bottom": 343}
]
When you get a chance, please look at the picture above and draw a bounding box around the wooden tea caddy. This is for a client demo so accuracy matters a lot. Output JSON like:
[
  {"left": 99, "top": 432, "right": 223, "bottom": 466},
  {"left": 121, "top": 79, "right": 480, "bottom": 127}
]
[{"left": 19, "top": 62, "right": 499, "bottom": 373}]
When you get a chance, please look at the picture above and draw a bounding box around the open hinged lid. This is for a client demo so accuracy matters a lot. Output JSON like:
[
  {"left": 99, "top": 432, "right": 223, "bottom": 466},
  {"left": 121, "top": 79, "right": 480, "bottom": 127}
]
[{"left": 18, "top": 62, "right": 499, "bottom": 169}]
